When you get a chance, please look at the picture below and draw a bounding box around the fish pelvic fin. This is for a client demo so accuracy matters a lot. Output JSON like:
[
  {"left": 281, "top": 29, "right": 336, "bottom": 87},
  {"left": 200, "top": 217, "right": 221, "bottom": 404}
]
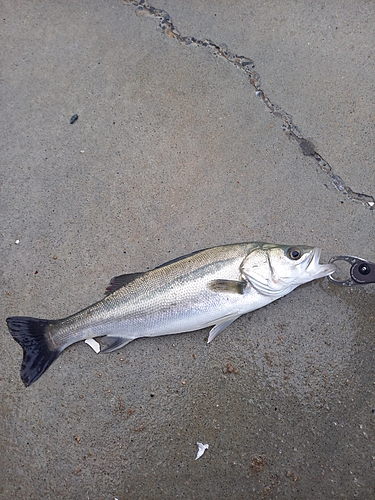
[
  {"left": 207, "top": 315, "right": 240, "bottom": 343},
  {"left": 6, "top": 316, "right": 61, "bottom": 387}
]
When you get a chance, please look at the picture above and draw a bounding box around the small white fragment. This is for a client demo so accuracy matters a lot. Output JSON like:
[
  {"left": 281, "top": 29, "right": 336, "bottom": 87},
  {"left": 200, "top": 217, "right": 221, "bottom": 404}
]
[
  {"left": 15, "top": 239, "right": 20, "bottom": 245},
  {"left": 85, "top": 338, "right": 101, "bottom": 353},
  {"left": 80, "top": 150, "right": 85, "bottom": 153},
  {"left": 195, "top": 442, "right": 209, "bottom": 460},
  {"left": 368, "top": 201, "right": 374, "bottom": 207}
]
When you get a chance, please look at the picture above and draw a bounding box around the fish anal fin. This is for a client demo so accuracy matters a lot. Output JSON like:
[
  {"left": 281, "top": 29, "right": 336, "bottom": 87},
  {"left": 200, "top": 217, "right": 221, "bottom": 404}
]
[
  {"left": 208, "top": 279, "right": 247, "bottom": 294},
  {"left": 105, "top": 273, "right": 144, "bottom": 295},
  {"left": 99, "top": 336, "right": 134, "bottom": 353},
  {"left": 207, "top": 315, "right": 240, "bottom": 343}
]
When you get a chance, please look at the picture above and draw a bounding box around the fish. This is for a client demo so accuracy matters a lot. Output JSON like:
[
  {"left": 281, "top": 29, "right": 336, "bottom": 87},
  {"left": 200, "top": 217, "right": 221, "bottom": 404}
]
[{"left": 6, "top": 242, "right": 335, "bottom": 387}]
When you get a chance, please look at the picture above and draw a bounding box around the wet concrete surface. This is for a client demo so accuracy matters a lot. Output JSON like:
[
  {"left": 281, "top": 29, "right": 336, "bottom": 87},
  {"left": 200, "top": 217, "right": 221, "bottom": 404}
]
[{"left": 1, "top": 0, "right": 374, "bottom": 498}]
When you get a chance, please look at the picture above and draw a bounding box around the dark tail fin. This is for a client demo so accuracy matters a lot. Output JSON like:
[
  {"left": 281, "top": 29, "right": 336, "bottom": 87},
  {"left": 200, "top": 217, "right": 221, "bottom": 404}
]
[{"left": 6, "top": 317, "right": 61, "bottom": 387}]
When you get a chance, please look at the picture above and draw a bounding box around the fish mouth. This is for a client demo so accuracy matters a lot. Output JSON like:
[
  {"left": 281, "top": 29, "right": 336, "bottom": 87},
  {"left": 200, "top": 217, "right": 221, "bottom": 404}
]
[{"left": 306, "top": 248, "right": 336, "bottom": 278}]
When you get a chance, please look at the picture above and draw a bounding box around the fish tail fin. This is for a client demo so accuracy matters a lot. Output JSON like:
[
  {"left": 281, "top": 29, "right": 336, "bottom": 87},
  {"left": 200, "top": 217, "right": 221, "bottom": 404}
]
[{"left": 6, "top": 316, "right": 61, "bottom": 387}]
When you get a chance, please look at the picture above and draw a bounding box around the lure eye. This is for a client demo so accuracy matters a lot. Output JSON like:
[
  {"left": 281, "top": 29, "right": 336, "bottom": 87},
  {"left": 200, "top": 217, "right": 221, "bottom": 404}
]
[{"left": 287, "top": 247, "right": 302, "bottom": 260}]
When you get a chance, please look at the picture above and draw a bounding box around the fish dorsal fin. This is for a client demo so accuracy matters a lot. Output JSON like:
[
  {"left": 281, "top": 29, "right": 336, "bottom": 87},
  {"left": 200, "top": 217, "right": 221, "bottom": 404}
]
[
  {"left": 208, "top": 279, "right": 247, "bottom": 294},
  {"left": 154, "top": 249, "right": 203, "bottom": 269},
  {"left": 99, "top": 336, "right": 134, "bottom": 353},
  {"left": 105, "top": 249, "right": 206, "bottom": 295},
  {"left": 105, "top": 273, "right": 144, "bottom": 295}
]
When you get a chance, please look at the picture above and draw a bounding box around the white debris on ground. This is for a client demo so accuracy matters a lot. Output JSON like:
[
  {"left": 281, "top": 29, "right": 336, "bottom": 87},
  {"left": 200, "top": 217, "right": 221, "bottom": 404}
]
[
  {"left": 195, "top": 442, "right": 209, "bottom": 460},
  {"left": 85, "top": 338, "right": 101, "bottom": 353}
]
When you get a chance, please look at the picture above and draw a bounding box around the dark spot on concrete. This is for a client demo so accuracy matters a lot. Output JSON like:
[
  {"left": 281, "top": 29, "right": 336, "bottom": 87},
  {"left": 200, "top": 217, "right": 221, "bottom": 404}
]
[
  {"left": 251, "top": 455, "right": 267, "bottom": 472},
  {"left": 300, "top": 139, "right": 316, "bottom": 156}
]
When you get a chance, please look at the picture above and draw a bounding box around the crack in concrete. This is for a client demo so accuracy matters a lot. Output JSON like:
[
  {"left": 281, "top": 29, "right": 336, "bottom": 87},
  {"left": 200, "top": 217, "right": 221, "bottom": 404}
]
[{"left": 123, "top": 0, "right": 374, "bottom": 210}]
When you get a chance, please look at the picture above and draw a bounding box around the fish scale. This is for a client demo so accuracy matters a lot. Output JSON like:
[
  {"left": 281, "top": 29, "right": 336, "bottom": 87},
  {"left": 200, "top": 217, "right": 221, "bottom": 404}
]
[
  {"left": 55, "top": 244, "right": 251, "bottom": 345},
  {"left": 6, "top": 242, "right": 335, "bottom": 386}
]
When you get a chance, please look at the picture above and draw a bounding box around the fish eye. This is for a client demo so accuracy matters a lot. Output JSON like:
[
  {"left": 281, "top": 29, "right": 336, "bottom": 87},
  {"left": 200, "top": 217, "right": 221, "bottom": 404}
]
[{"left": 287, "top": 247, "right": 302, "bottom": 260}]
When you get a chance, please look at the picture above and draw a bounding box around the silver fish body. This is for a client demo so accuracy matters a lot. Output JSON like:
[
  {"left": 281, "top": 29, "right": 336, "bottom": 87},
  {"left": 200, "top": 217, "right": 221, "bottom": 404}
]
[{"left": 7, "top": 242, "right": 335, "bottom": 386}]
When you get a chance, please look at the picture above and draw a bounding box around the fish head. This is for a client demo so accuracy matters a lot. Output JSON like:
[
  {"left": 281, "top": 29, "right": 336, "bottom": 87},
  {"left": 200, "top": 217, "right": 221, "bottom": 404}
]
[{"left": 241, "top": 243, "right": 336, "bottom": 297}]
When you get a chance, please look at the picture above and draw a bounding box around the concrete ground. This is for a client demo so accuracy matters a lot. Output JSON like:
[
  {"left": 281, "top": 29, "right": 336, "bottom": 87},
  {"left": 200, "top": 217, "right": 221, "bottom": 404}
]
[{"left": 1, "top": 0, "right": 374, "bottom": 498}]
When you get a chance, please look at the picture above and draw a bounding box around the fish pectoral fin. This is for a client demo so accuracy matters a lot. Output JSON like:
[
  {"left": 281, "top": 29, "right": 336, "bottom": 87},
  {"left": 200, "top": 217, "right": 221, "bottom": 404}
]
[
  {"left": 207, "top": 315, "right": 240, "bottom": 343},
  {"left": 105, "top": 273, "right": 144, "bottom": 295},
  {"left": 99, "top": 336, "right": 134, "bottom": 353},
  {"left": 208, "top": 279, "right": 247, "bottom": 294}
]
